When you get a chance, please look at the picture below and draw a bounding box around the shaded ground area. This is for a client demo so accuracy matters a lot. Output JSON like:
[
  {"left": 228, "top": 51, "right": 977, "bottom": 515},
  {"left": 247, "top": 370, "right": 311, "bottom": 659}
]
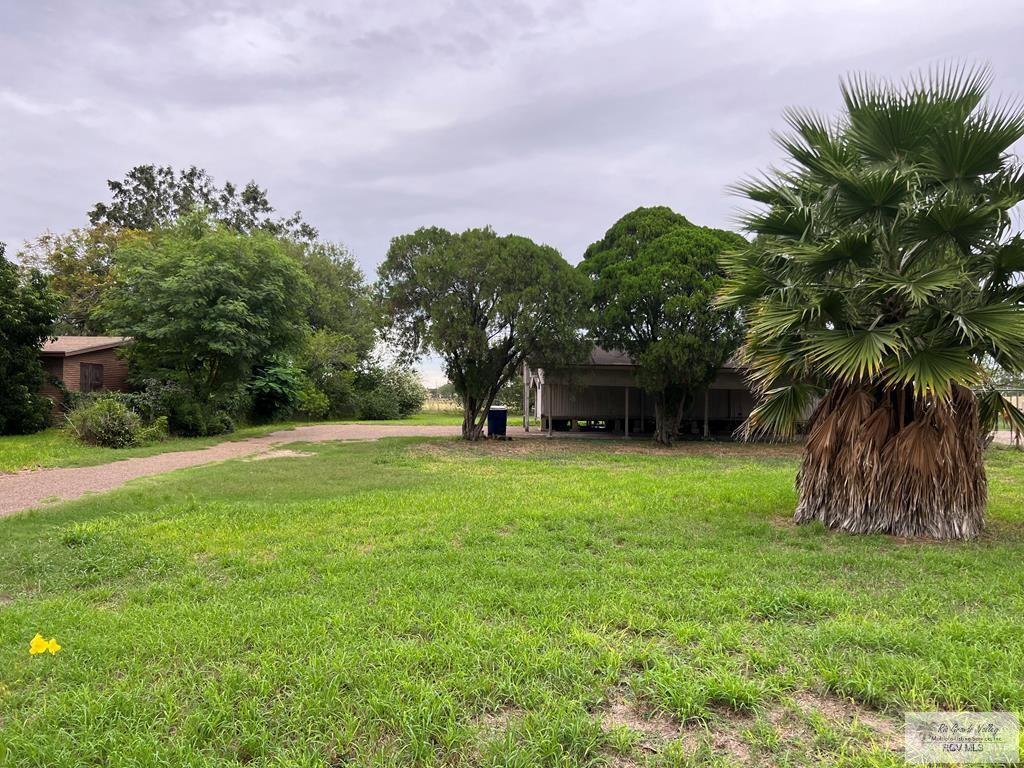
[{"left": 0, "top": 423, "right": 460, "bottom": 517}]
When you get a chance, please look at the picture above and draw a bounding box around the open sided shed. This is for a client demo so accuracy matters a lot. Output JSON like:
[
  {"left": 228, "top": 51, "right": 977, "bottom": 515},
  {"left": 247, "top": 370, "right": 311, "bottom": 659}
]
[{"left": 522, "top": 348, "right": 753, "bottom": 437}]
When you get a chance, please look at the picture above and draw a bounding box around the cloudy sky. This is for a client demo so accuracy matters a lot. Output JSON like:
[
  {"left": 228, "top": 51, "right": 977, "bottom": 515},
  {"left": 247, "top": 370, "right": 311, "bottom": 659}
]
[{"left": 3, "top": 0, "right": 1023, "bottom": 382}]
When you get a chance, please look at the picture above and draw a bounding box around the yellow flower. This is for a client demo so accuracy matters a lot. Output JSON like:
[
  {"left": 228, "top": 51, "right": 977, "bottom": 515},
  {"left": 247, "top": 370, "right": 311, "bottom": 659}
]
[{"left": 29, "top": 634, "right": 61, "bottom": 655}]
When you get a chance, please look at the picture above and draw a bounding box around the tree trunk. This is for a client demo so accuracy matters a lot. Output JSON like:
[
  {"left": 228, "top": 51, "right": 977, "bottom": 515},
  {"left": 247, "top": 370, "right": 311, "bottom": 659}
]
[
  {"left": 653, "top": 392, "right": 673, "bottom": 446},
  {"left": 794, "top": 384, "right": 986, "bottom": 540},
  {"left": 462, "top": 398, "right": 485, "bottom": 441}
]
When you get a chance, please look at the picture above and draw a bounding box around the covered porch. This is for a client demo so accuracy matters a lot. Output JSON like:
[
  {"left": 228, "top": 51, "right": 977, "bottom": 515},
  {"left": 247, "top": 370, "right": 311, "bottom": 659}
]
[{"left": 522, "top": 349, "right": 753, "bottom": 438}]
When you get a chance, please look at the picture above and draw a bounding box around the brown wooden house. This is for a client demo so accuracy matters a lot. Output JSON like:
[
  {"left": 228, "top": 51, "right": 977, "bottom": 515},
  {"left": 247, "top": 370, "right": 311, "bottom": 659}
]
[{"left": 40, "top": 336, "right": 131, "bottom": 415}]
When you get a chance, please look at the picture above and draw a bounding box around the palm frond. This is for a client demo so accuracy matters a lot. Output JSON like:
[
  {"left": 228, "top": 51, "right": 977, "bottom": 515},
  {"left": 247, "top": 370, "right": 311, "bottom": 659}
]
[
  {"left": 742, "top": 382, "right": 823, "bottom": 440},
  {"left": 984, "top": 235, "right": 1024, "bottom": 292},
  {"left": 804, "top": 327, "right": 903, "bottom": 382},
  {"left": 884, "top": 344, "right": 983, "bottom": 399},
  {"left": 738, "top": 204, "right": 814, "bottom": 239},
  {"left": 925, "top": 104, "right": 1024, "bottom": 183},
  {"left": 774, "top": 108, "right": 856, "bottom": 179},
  {"left": 976, "top": 387, "right": 1024, "bottom": 435},
  {"left": 867, "top": 266, "right": 962, "bottom": 306},
  {"left": 905, "top": 62, "right": 990, "bottom": 118},
  {"left": 904, "top": 195, "right": 1001, "bottom": 255},
  {"left": 833, "top": 167, "right": 909, "bottom": 223},
  {"left": 785, "top": 232, "right": 875, "bottom": 279},
  {"left": 951, "top": 303, "right": 1024, "bottom": 352},
  {"left": 729, "top": 173, "right": 789, "bottom": 206},
  {"left": 738, "top": 336, "right": 812, "bottom": 395}
]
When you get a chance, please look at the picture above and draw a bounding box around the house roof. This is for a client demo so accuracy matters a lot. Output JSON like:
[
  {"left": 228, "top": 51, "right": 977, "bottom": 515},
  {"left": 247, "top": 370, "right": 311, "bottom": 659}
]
[
  {"left": 40, "top": 336, "right": 130, "bottom": 357},
  {"left": 585, "top": 346, "right": 742, "bottom": 370}
]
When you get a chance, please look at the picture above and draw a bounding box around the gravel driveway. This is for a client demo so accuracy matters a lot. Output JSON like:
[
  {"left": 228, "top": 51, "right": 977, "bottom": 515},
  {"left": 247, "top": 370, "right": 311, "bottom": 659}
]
[{"left": 0, "top": 423, "right": 460, "bottom": 518}]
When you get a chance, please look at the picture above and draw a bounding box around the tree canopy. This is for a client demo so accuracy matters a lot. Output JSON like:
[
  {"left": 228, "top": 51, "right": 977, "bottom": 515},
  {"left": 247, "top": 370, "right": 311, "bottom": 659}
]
[
  {"left": 19, "top": 226, "right": 125, "bottom": 335},
  {"left": 719, "top": 64, "right": 1024, "bottom": 539},
  {"left": 295, "top": 242, "right": 375, "bottom": 356},
  {"left": 0, "top": 245, "right": 59, "bottom": 435},
  {"left": 88, "top": 165, "right": 317, "bottom": 242},
  {"left": 378, "top": 226, "right": 589, "bottom": 439},
  {"left": 581, "top": 206, "right": 745, "bottom": 444},
  {"left": 96, "top": 216, "right": 311, "bottom": 406}
]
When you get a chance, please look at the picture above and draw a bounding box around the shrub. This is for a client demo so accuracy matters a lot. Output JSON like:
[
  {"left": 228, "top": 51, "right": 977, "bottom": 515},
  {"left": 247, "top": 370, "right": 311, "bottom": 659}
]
[
  {"left": 354, "top": 362, "right": 426, "bottom": 420},
  {"left": 121, "top": 379, "right": 184, "bottom": 424},
  {"left": 387, "top": 366, "right": 427, "bottom": 417},
  {"left": 165, "top": 393, "right": 234, "bottom": 437},
  {"left": 357, "top": 388, "right": 401, "bottom": 420},
  {"left": 137, "top": 416, "right": 169, "bottom": 444},
  {"left": 68, "top": 398, "right": 142, "bottom": 448},
  {"left": 296, "top": 380, "right": 330, "bottom": 420},
  {"left": 248, "top": 365, "right": 304, "bottom": 422}
]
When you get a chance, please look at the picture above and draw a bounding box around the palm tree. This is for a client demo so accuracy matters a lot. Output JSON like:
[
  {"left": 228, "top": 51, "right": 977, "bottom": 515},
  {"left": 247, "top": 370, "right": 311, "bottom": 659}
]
[{"left": 719, "top": 65, "right": 1024, "bottom": 540}]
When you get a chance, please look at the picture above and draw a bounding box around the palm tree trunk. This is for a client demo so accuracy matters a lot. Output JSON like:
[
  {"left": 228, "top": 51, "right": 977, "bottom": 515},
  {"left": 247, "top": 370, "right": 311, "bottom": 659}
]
[{"left": 794, "top": 384, "right": 986, "bottom": 540}]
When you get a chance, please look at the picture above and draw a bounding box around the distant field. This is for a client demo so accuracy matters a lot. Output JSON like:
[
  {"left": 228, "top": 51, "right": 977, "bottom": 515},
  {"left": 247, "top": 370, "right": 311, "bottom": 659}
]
[{"left": 1, "top": 439, "right": 1022, "bottom": 766}]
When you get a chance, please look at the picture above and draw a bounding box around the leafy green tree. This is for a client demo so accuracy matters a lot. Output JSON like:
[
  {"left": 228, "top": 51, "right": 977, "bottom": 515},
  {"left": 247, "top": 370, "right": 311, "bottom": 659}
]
[
  {"left": 96, "top": 216, "right": 311, "bottom": 411},
  {"left": 0, "top": 245, "right": 59, "bottom": 435},
  {"left": 88, "top": 165, "right": 317, "bottom": 241},
  {"left": 581, "top": 207, "right": 744, "bottom": 444},
  {"left": 378, "top": 227, "right": 590, "bottom": 439},
  {"left": 299, "top": 329, "right": 362, "bottom": 417},
  {"left": 295, "top": 242, "right": 375, "bottom": 354},
  {"left": 719, "top": 65, "right": 1024, "bottom": 539},
  {"left": 18, "top": 225, "right": 127, "bottom": 335}
]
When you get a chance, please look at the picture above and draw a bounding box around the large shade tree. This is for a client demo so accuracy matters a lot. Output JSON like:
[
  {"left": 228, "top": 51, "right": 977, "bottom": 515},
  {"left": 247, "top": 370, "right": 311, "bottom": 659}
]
[
  {"left": 378, "top": 226, "right": 589, "bottom": 440},
  {"left": 719, "top": 65, "right": 1024, "bottom": 540},
  {"left": 96, "top": 216, "right": 311, "bottom": 407},
  {"left": 581, "top": 206, "right": 745, "bottom": 444}
]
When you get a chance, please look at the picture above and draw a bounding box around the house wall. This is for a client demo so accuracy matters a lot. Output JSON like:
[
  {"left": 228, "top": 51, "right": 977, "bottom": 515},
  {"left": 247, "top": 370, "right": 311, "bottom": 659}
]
[
  {"left": 38, "top": 347, "right": 131, "bottom": 420},
  {"left": 59, "top": 348, "right": 130, "bottom": 393}
]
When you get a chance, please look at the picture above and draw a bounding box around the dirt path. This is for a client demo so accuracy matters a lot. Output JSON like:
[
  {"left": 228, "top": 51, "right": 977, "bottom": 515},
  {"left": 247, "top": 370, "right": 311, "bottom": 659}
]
[{"left": 0, "top": 424, "right": 460, "bottom": 518}]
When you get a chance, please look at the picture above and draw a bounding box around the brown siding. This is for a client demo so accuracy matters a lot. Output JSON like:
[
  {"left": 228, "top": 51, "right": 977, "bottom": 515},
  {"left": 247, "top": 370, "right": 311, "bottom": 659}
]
[{"left": 60, "top": 349, "right": 130, "bottom": 393}]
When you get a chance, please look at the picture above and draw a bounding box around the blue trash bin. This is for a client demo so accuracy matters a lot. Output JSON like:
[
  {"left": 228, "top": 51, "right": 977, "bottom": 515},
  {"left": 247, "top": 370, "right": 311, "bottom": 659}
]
[{"left": 487, "top": 406, "right": 508, "bottom": 438}]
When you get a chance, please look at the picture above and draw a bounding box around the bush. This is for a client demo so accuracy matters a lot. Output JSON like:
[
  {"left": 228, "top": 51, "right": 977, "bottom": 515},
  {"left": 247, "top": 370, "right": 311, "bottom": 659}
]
[
  {"left": 68, "top": 398, "right": 143, "bottom": 448},
  {"left": 296, "top": 380, "right": 330, "bottom": 420},
  {"left": 356, "top": 388, "right": 401, "bottom": 420},
  {"left": 386, "top": 366, "right": 427, "bottom": 417},
  {"left": 165, "top": 393, "right": 234, "bottom": 437},
  {"left": 138, "top": 416, "right": 169, "bottom": 444},
  {"left": 121, "top": 379, "right": 184, "bottom": 424},
  {"left": 300, "top": 330, "right": 360, "bottom": 418},
  {"left": 248, "top": 365, "right": 304, "bottom": 422},
  {"left": 354, "top": 362, "right": 426, "bottom": 420}
]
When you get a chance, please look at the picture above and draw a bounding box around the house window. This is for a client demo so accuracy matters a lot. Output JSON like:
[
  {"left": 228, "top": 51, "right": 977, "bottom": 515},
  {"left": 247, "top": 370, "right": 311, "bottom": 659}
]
[{"left": 80, "top": 363, "right": 104, "bottom": 393}]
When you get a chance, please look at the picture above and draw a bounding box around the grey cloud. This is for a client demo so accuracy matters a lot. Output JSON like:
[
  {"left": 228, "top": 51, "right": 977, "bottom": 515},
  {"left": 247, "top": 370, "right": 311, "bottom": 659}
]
[{"left": 3, "top": 0, "right": 1024, "bottom": 276}]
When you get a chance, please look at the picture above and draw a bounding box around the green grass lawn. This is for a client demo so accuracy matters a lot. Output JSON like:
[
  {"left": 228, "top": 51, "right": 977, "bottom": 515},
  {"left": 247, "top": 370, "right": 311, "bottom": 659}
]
[
  {"left": 1, "top": 439, "right": 1022, "bottom": 767},
  {"left": 0, "top": 412, "right": 463, "bottom": 474}
]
